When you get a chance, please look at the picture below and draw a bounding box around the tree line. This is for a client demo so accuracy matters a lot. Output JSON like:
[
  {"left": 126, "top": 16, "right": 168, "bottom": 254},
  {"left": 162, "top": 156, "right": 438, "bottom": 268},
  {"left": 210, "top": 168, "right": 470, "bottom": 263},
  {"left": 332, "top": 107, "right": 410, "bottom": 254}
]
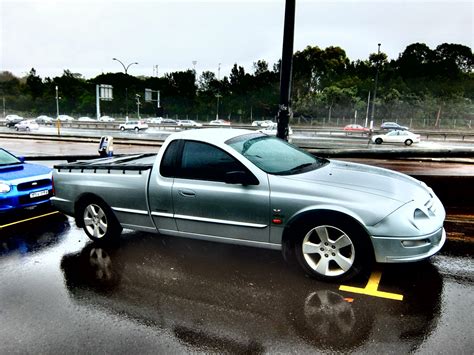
[{"left": 1, "top": 42, "right": 472, "bottom": 128}]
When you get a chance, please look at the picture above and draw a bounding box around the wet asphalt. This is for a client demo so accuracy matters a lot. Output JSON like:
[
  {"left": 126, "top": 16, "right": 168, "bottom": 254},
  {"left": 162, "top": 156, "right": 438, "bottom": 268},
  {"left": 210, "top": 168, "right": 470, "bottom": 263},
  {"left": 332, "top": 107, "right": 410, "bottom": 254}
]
[{"left": 0, "top": 207, "right": 473, "bottom": 354}]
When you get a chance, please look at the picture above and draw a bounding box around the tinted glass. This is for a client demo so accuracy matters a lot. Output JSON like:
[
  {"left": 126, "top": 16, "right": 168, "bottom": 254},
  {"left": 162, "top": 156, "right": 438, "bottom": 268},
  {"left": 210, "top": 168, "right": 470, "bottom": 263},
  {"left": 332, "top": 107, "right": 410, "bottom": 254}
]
[
  {"left": 0, "top": 149, "right": 21, "bottom": 166},
  {"left": 160, "top": 140, "right": 181, "bottom": 177},
  {"left": 227, "top": 133, "right": 327, "bottom": 175},
  {"left": 179, "top": 141, "right": 243, "bottom": 182}
]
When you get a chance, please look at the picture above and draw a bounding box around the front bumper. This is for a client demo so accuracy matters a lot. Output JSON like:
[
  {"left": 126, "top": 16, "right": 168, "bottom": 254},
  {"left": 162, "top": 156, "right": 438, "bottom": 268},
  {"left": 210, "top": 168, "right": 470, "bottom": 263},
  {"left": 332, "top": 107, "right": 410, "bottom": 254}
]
[{"left": 371, "top": 227, "right": 446, "bottom": 263}]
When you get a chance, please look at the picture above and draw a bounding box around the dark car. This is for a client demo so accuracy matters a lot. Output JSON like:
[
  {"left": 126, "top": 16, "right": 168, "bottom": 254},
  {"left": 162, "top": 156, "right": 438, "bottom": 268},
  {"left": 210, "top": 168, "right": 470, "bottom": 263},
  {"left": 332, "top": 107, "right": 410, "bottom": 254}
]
[{"left": 380, "top": 122, "right": 408, "bottom": 130}]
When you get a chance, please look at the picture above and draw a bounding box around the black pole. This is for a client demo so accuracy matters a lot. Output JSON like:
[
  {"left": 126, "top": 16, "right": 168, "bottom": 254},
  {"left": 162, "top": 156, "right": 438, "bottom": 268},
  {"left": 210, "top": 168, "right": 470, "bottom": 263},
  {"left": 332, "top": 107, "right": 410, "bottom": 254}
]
[{"left": 277, "top": 0, "right": 296, "bottom": 141}]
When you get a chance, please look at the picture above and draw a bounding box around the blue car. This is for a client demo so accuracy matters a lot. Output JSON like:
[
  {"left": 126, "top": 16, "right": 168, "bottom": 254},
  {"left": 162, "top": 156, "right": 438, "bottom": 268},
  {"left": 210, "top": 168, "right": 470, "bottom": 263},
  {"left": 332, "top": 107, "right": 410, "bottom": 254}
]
[{"left": 0, "top": 148, "right": 53, "bottom": 213}]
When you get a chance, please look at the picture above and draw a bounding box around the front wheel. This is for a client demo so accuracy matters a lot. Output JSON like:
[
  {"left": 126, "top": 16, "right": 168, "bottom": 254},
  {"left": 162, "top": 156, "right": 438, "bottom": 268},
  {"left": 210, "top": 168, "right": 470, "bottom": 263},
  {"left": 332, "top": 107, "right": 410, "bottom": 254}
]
[
  {"left": 404, "top": 139, "right": 413, "bottom": 146},
  {"left": 79, "top": 199, "right": 122, "bottom": 242},
  {"left": 375, "top": 138, "right": 383, "bottom": 145},
  {"left": 294, "top": 217, "right": 372, "bottom": 282},
  {"left": 120, "top": 126, "right": 125, "bottom": 131},
  {"left": 134, "top": 127, "right": 139, "bottom": 132}
]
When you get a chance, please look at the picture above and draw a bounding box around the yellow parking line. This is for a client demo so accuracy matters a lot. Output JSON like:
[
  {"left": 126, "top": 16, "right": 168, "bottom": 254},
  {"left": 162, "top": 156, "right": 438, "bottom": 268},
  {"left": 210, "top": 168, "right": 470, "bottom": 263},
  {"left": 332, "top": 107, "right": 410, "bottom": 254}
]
[
  {"left": 0, "top": 211, "right": 61, "bottom": 230},
  {"left": 339, "top": 271, "right": 404, "bottom": 301}
]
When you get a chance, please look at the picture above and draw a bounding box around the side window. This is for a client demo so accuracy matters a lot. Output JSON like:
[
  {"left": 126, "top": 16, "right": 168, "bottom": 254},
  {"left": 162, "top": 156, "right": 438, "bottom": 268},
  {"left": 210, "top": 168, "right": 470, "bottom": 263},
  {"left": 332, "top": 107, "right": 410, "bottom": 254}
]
[
  {"left": 160, "top": 140, "right": 181, "bottom": 177},
  {"left": 179, "top": 141, "right": 245, "bottom": 182}
]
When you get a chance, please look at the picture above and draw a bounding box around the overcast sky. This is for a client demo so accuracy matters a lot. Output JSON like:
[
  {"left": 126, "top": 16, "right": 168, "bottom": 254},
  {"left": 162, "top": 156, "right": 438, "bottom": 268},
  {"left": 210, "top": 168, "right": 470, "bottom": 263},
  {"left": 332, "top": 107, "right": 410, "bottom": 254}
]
[{"left": 1, "top": 0, "right": 472, "bottom": 79}]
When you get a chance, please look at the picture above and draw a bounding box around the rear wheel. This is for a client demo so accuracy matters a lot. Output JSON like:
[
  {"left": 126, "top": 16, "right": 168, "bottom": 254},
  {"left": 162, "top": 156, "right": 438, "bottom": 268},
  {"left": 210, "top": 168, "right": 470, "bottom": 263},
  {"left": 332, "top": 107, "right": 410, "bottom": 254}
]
[
  {"left": 404, "top": 139, "right": 413, "bottom": 146},
  {"left": 120, "top": 126, "right": 125, "bottom": 131},
  {"left": 375, "top": 138, "right": 383, "bottom": 145},
  {"left": 79, "top": 199, "right": 122, "bottom": 242},
  {"left": 294, "top": 216, "right": 372, "bottom": 282},
  {"left": 134, "top": 127, "right": 139, "bottom": 132}
]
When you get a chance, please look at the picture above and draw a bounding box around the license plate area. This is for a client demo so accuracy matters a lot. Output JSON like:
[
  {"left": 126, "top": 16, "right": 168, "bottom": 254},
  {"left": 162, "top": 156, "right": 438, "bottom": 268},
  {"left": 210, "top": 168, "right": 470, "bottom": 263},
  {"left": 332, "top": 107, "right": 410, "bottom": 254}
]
[{"left": 30, "top": 190, "right": 49, "bottom": 198}]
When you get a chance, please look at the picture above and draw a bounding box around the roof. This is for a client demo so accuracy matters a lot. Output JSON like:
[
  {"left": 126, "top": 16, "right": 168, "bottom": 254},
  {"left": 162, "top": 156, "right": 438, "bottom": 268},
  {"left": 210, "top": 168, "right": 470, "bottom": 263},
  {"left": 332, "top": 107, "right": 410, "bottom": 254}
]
[{"left": 168, "top": 128, "right": 257, "bottom": 145}]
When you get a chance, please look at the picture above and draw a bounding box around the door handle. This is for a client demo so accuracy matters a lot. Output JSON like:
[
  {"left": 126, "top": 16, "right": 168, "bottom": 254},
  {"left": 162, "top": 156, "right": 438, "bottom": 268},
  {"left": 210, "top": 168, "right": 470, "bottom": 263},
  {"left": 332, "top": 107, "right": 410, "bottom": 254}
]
[{"left": 178, "top": 189, "right": 196, "bottom": 198}]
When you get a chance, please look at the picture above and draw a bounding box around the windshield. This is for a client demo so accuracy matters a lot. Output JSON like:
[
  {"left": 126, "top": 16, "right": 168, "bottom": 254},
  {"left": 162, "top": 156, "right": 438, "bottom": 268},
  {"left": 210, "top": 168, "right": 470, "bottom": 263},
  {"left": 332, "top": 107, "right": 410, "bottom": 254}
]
[
  {"left": 0, "top": 149, "right": 21, "bottom": 166},
  {"left": 226, "top": 133, "right": 327, "bottom": 175}
]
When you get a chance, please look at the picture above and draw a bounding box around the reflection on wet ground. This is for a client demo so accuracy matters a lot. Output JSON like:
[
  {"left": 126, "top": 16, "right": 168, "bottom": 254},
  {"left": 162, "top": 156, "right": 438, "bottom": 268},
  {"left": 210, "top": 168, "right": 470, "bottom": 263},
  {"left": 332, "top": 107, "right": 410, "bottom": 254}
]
[
  {"left": 0, "top": 213, "right": 472, "bottom": 353},
  {"left": 61, "top": 232, "right": 444, "bottom": 353}
]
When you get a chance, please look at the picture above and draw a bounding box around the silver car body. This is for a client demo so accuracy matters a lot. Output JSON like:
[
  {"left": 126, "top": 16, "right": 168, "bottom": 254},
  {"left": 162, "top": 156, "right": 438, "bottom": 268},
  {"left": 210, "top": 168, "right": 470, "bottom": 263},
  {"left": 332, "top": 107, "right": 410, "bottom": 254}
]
[{"left": 52, "top": 129, "right": 445, "bottom": 265}]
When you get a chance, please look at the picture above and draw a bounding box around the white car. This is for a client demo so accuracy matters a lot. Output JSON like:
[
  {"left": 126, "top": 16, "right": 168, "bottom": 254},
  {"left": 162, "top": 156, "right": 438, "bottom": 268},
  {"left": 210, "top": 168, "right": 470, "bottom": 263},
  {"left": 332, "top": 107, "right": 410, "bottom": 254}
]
[
  {"left": 177, "top": 119, "right": 202, "bottom": 127},
  {"left": 36, "top": 115, "right": 53, "bottom": 124},
  {"left": 98, "top": 116, "right": 115, "bottom": 122},
  {"left": 14, "top": 119, "right": 39, "bottom": 131},
  {"left": 209, "top": 119, "right": 231, "bottom": 126},
  {"left": 252, "top": 120, "right": 274, "bottom": 127},
  {"left": 372, "top": 130, "right": 420, "bottom": 146},
  {"left": 119, "top": 120, "right": 149, "bottom": 131},
  {"left": 146, "top": 117, "right": 163, "bottom": 124},
  {"left": 78, "top": 117, "right": 95, "bottom": 122},
  {"left": 258, "top": 123, "right": 293, "bottom": 136},
  {"left": 57, "top": 115, "right": 75, "bottom": 121}
]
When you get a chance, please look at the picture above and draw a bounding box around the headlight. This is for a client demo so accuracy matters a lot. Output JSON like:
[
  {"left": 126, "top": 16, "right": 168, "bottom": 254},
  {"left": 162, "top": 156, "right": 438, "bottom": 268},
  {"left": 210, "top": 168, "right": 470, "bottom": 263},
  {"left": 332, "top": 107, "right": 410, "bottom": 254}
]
[{"left": 0, "top": 182, "right": 11, "bottom": 193}]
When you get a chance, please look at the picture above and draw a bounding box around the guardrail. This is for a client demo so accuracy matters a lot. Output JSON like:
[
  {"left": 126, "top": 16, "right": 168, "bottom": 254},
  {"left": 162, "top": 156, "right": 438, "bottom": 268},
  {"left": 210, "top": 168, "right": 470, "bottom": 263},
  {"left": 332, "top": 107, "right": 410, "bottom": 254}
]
[{"left": 38, "top": 121, "right": 474, "bottom": 140}]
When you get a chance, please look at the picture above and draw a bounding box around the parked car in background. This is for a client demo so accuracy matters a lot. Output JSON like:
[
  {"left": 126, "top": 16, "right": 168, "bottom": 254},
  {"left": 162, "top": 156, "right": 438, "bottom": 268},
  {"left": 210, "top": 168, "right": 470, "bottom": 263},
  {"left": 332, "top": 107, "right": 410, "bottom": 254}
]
[
  {"left": 258, "top": 122, "right": 293, "bottom": 137},
  {"left": 14, "top": 119, "right": 39, "bottom": 131},
  {"left": 209, "top": 119, "right": 231, "bottom": 126},
  {"left": 343, "top": 124, "right": 369, "bottom": 132},
  {"left": 252, "top": 120, "right": 274, "bottom": 127},
  {"left": 380, "top": 122, "right": 408, "bottom": 131},
  {"left": 146, "top": 117, "right": 163, "bottom": 124},
  {"left": 372, "top": 130, "right": 420, "bottom": 146},
  {"left": 119, "top": 120, "right": 148, "bottom": 131},
  {"left": 98, "top": 116, "right": 115, "bottom": 122},
  {"left": 36, "top": 115, "right": 53, "bottom": 124},
  {"left": 177, "top": 119, "right": 202, "bottom": 127},
  {"left": 57, "top": 115, "right": 75, "bottom": 121},
  {"left": 160, "top": 118, "right": 179, "bottom": 125},
  {"left": 5, "top": 115, "right": 24, "bottom": 127},
  {"left": 78, "top": 117, "right": 95, "bottom": 122},
  {"left": 0, "top": 148, "right": 53, "bottom": 213}
]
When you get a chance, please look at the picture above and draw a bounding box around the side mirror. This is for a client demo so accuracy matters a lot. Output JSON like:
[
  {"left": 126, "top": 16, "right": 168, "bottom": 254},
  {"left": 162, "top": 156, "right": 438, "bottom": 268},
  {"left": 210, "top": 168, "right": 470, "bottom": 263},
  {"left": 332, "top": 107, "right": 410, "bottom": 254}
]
[
  {"left": 18, "top": 156, "right": 25, "bottom": 163},
  {"left": 224, "top": 171, "right": 259, "bottom": 186}
]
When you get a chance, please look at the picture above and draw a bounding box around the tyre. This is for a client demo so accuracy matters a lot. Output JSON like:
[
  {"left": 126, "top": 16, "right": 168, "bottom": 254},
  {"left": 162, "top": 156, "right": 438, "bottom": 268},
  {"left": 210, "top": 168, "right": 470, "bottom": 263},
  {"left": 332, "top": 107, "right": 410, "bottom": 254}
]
[
  {"left": 120, "top": 126, "right": 125, "bottom": 131},
  {"left": 15, "top": 127, "right": 19, "bottom": 131},
  {"left": 79, "top": 199, "right": 122, "bottom": 242},
  {"left": 26, "top": 127, "right": 30, "bottom": 132},
  {"left": 134, "top": 127, "right": 139, "bottom": 132},
  {"left": 404, "top": 139, "right": 413, "bottom": 146},
  {"left": 375, "top": 138, "right": 383, "bottom": 145},
  {"left": 294, "top": 215, "right": 372, "bottom": 282}
]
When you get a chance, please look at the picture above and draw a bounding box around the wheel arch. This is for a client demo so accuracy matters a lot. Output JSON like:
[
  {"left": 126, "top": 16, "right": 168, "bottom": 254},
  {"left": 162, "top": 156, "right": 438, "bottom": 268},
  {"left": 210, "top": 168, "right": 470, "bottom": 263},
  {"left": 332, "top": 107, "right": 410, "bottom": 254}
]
[
  {"left": 74, "top": 193, "right": 115, "bottom": 228},
  {"left": 281, "top": 208, "right": 373, "bottom": 260}
]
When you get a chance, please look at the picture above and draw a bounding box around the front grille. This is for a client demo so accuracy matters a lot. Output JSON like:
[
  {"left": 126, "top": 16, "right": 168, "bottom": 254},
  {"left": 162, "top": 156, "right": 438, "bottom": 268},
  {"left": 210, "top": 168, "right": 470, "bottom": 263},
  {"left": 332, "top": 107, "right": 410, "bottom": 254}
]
[
  {"left": 18, "top": 190, "right": 52, "bottom": 205},
  {"left": 17, "top": 179, "right": 51, "bottom": 191}
]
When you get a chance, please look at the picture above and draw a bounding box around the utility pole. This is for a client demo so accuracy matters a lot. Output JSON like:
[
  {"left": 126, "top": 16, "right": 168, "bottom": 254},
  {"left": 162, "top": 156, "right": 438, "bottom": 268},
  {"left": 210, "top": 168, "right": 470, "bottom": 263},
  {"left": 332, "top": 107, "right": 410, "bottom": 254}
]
[
  {"left": 276, "top": 0, "right": 296, "bottom": 141},
  {"left": 216, "top": 63, "right": 221, "bottom": 120},
  {"left": 370, "top": 43, "right": 381, "bottom": 130},
  {"left": 55, "top": 86, "right": 61, "bottom": 135}
]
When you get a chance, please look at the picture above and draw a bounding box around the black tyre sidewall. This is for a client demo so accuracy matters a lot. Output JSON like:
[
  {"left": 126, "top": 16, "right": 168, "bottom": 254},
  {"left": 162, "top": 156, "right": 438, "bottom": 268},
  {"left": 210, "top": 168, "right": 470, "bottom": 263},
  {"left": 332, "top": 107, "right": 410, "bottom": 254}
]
[
  {"left": 375, "top": 138, "right": 382, "bottom": 144},
  {"left": 405, "top": 139, "right": 413, "bottom": 146}
]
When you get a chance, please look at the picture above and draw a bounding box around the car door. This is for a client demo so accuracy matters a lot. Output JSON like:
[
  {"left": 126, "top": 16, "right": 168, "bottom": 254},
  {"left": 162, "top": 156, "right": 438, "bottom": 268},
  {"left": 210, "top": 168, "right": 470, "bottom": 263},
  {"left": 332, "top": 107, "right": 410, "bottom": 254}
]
[{"left": 172, "top": 140, "right": 270, "bottom": 243}]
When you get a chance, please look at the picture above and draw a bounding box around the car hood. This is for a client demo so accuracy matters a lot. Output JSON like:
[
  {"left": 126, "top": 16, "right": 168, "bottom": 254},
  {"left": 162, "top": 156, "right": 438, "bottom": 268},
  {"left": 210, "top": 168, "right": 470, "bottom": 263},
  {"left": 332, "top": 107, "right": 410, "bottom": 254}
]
[
  {"left": 0, "top": 163, "right": 51, "bottom": 182},
  {"left": 284, "top": 159, "right": 431, "bottom": 204}
]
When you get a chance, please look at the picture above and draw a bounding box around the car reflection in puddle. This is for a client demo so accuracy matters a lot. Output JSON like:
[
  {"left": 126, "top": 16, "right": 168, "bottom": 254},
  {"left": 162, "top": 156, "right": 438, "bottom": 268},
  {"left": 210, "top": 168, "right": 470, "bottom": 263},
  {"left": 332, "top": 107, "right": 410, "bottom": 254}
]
[
  {"left": 0, "top": 206, "right": 70, "bottom": 256},
  {"left": 60, "top": 232, "right": 443, "bottom": 353}
]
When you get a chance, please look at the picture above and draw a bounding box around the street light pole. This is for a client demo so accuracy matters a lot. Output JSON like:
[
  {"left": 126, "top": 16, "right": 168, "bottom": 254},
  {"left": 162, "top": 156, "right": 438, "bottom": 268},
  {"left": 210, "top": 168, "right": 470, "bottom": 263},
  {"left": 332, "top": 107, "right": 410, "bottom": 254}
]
[{"left": 112, "top": 58, "right": 138, "bottom": 120}]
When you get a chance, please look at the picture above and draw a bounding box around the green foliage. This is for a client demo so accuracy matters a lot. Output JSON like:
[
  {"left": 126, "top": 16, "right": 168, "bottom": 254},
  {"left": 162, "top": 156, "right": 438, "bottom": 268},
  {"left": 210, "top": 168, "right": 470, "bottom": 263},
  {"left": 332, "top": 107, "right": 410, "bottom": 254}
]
[{"left": 1, "top": 42, "right": 472, "bottom": 126}]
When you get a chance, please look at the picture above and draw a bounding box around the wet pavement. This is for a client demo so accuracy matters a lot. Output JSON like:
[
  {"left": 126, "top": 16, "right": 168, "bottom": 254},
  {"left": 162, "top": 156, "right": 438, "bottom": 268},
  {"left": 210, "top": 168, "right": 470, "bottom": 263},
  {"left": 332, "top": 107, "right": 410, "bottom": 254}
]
[
  {"left": 0, "top": 210, "right": 473, "bottom": 353},
  {"left": 1, "top": 133, "right": 473, "bottom": 353}
]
